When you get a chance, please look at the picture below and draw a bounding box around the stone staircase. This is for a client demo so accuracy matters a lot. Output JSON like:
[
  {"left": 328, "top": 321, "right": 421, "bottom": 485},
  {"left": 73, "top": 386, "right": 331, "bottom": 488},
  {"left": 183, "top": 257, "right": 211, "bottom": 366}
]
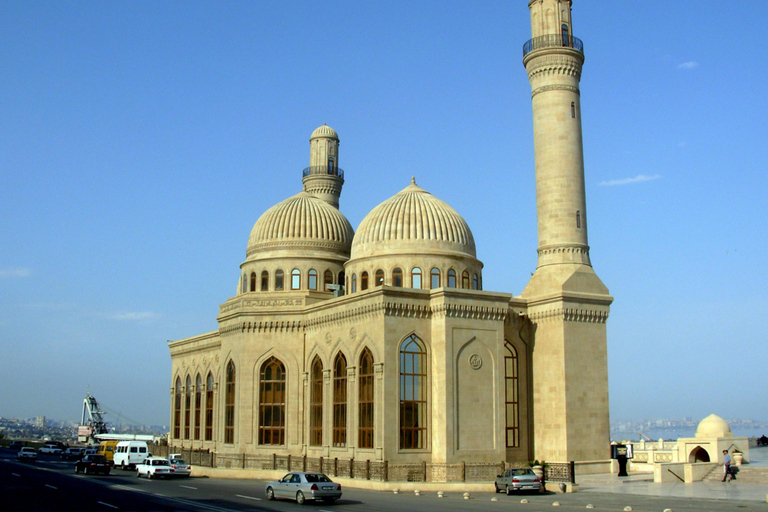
[{"left": 702, "top": 465, "right": 768, "bottom": 483}]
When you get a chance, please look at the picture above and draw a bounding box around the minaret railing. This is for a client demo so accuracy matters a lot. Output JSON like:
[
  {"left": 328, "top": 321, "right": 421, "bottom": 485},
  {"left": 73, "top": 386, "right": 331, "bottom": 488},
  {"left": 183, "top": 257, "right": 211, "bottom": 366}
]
[
  {"left": 302, "top": 166, "right": 344, "bottom": 179},
  {"left": 523, "top": 34, "right": 583, "bottom": 57}
]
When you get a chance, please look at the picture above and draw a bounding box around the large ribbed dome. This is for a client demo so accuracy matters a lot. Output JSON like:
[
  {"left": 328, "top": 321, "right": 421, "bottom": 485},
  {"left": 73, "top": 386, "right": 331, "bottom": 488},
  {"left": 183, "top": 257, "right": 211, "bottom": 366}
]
[
  {"left": 350, "top": 178, "right": 476, "bottom": 260},
  {"left": 247, "top": 191, "right": 354, "bottom": 257}
]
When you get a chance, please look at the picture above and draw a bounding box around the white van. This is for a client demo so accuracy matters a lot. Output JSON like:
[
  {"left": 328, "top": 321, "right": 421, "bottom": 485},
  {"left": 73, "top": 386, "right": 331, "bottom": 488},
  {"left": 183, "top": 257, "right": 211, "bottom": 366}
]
[{"left": 113, "top": 441, "right": 150, "bottom": 469}]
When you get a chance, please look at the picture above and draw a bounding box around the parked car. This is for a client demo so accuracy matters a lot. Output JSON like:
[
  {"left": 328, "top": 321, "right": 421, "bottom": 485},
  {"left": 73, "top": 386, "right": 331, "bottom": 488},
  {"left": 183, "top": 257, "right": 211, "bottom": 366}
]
[
  {"left": 167, "top": 457, "right": 191, "bottom": 477},
  {"left": 75, "top": 454, "right": 111, "bottom": 475},
  {"left": 61, "top": 448, "right": 85, "bottom": 460},
  {"left": 495, "top": 467, "right": 542, "bottom": 494},
  {"left": 39, "top": 444, "right": 63, "bottom": 455},
  {"left": 136, "top": 457, "right": 174, "bottom": 479},
  {"left": 9, "top": 441, "right": 23, "bottom": 451},
  {"left": 16, "top": 447, "right": 37, "bottom": 462},
  {"left": 265, "top": 472, "right": 342, "bottom": 504}
]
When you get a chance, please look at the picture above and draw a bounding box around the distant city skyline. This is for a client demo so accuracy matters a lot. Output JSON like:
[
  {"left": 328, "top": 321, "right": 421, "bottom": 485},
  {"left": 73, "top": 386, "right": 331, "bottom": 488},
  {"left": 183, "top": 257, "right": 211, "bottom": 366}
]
[{"left": 1, "top": 1, "right": 767, "bottom": 426}]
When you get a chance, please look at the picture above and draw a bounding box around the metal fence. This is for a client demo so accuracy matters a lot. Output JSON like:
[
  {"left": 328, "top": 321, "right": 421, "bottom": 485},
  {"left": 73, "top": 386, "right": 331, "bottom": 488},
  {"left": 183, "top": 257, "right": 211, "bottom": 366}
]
[{"left": 158, "top": 444, "right": 575, "bottom": 484}]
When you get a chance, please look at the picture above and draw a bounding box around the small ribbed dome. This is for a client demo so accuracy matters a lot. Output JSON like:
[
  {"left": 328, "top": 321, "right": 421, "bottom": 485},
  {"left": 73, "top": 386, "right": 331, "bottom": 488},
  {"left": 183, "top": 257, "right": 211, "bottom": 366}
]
[
  {"left": 695, "top": 414, "right": 733, "bottom": 439},
  {"left": 247, "top": 192, "right": 354, "bottom": 256},
  {"left": 350, "top": 178, "right": 476, "bottom": 260},
  {"left": 310, "top": 124, "right": 339, "bottom": 140}
]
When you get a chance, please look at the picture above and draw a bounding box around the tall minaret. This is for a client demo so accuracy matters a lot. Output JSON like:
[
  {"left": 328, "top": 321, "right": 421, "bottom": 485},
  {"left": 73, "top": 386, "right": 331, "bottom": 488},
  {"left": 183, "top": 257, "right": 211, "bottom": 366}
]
[
  {"left": 302, "top": 124, "right": 344, "bottom": 209},
  {"left": 521, "top": 0, "right": 613, "bottom": 463}
]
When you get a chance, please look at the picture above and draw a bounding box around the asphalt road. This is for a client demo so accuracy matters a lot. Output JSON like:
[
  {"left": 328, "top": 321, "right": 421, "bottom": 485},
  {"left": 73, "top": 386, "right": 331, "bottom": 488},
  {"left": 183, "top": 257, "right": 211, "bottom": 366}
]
[{"left": 2, "top": 449, "right": 765, "bottom": 512}]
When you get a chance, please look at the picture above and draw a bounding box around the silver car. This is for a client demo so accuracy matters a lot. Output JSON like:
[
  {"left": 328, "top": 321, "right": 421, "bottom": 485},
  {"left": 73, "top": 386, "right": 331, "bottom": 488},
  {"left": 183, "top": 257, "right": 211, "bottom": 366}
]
[
  {"left": 265, "top": 472, "right": 342, "bottom": 504},
  {"left": 495, "top": 467, "right": 542, "bottom": 494},
  {"left": 168, "top": 457, "right": 191, "bottom": 477}
]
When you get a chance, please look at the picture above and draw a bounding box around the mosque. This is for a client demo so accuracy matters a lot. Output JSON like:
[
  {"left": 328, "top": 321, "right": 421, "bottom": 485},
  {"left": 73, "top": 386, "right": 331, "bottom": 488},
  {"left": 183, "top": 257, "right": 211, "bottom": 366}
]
[{"left": 168, "top": 0, "right": 613, "bottom": 472}]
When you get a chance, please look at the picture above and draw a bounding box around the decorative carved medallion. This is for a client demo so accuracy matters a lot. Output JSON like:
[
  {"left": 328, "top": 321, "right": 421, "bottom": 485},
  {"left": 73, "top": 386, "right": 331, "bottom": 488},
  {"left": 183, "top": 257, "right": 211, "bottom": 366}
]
[
  {"left": 469, "top": 354, "right": 483, "bottom": 370},
  {"left": 349, "top": 327, "right": 357, "bottom": 341},
  {"left": 325, "top": 332, "right": 332, "bottom": 345}
]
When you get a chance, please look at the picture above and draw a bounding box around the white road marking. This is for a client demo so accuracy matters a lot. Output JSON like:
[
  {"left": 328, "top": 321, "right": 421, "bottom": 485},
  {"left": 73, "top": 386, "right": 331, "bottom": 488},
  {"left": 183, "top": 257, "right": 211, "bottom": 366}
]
[
  {"left": 236, "top": 494, "right": 261, "bottom": 501},
  {"left": 180, "top": 485, "right": 198, "bottom": 489},
  {"left": 12, "top": 473, "right": 21, "bottom": 477},
  {"left": 45, "top": 484, "right": 58, "bottom": 489},
  {"left": 97, "top": 501, "right": 119, "bottom": 509}
]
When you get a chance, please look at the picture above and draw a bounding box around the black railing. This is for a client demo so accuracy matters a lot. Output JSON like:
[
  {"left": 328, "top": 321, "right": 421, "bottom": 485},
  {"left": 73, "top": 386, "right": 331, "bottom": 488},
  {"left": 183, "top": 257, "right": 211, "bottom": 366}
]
[
  {"left": 523, "top": 34, "right": 583, "bottom": 57},
  {"left": 303, "top": 166, "right": 344, "bottom": 179}
]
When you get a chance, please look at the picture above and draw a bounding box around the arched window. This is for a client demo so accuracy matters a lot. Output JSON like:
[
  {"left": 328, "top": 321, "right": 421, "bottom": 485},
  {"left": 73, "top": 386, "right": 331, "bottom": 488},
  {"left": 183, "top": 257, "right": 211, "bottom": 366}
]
[
  {"left": 562, "top": 24, "right": 570, "bottom": 47},
  {"left": 504, "top": 342, "right": 520, "bottom": 447},
  {"left": 333, "top": 353, "right": 347, "bottom": 447},
  {"left": 261, "top": 271, "right": 269, "bottom": 291},
  {"left": 291, "top": 269, "right": 301, "bottom": 290},
  {"left": 324, "top": 270, "right": 333, "bottom": 291},
  {"left": 308, "top": 269, "right": 318, "bottom": 290},
  {"left": 375, "top": 269, "right": 384, "bottom": 286},
  {"left": 241, "top": 275, "right": 247, "bottom": 294},
  {"left": 338, "top": 271, "right": 345, "bottom": 287},
  {"left": 473, "top": 273, "right": 480, "bottom": 290},
  {"left": 310, "top": 357, "right": 323, "bottom": 446},
  {"left": 576, "top": 210, "right": 581, "bottom": 228},
  {"left": 462, "top": 271, "right": 469, "bottom": 289},
  {"left": 400, "top": 335, "right": 427, "bottom": 449},
  {"left": 392, "top": 268, "right": 403, "bottom": 287},
  {"left": 328, "top": 156, "right": 335, "bottom": 174},
  {"left": 447, "top": 269, "right": 456, "bottom": 288},
  {"left": 194, "top": 374, "right": 202, "bottom": 440},
  {"left": 205, "top": 373, "right": 214, "bottom": 441},
  {"left": 224, "top": 361, "right": 236, "bottom": 444},
  {"left": 259, "top": 357, "right": 286, "bottom": 445},
  {"left": 250, "top": 272, "right": 257, "bottom": 292},
  {"left": 430, "top": 268, "right": 441, "bottom": 289},
  {"left": 275, "top": 269, "right": 284, "bottom": 291},
  {"left": 351, "top": 273, "right": 357, "bottom": 293},
  {"left": 411, "top": 267, "right": 422, "bottom": 289},
  {"left": 184, "top": 375, "right": 192, "bottom": 439},
  {"left": 358, "top": 348, "right": 374, "bottom": 449},
  {"left": 173, "top": 377, "right": 182, "bottom": 438},
  {"left": 361, "top": 271, "right": 368, "bottom": 290}
]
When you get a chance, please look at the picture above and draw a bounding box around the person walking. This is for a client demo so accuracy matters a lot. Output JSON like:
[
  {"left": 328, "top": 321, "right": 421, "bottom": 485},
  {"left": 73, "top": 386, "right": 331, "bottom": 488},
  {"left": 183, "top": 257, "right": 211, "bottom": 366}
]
[{"left": 722, "top": 449, "right": 732, "bottom": 482}]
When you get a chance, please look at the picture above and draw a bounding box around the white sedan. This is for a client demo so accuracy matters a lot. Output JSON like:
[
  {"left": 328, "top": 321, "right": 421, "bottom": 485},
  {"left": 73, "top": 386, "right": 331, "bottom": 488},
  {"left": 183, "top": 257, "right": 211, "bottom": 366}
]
[{"left": 136, "top": 457, "right": 175, "bottom": 479}]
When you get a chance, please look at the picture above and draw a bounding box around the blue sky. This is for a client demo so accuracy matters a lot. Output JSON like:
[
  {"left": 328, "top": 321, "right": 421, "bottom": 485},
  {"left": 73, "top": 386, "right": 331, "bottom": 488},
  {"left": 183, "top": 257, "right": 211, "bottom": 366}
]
[{"left": 1, "top": 1, "right": 766, "bottom": 428}]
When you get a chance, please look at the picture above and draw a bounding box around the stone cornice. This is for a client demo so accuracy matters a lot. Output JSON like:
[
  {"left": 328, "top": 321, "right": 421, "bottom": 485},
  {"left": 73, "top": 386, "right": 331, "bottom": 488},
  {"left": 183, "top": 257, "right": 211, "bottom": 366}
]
[
  {"left": 526, "top": 54, "right": 582, "bottom": 81},
  {"left": 430, "top": 303, "right": 508, "bottom": 321},
  {"left": 246, "top": 240, "right": 350, "bottom": 258},
  {"left": 220, "top": 319, "right": 305, "bottom": 336},
  {"left": 169, "top": 331, "right": 221, "bottom": 356},
  {"left": 527, "top": 306, "right": 609, "bottom": 324},
  {"left": 531, "top": 84, "right": 580, "bottom": 99}
]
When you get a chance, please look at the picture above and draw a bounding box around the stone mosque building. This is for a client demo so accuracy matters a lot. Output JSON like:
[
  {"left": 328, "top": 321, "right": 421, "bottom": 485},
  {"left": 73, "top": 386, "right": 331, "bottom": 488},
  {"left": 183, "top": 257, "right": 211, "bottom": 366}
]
[{"left": 168, "top": 0, "right": 613, "bottom": 473}]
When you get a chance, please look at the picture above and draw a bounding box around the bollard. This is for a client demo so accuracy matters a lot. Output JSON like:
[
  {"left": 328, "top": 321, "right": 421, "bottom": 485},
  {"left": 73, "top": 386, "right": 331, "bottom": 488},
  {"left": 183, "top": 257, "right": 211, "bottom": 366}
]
[{"left": 463, "top": 492, "right": 471, "bottom": 500}]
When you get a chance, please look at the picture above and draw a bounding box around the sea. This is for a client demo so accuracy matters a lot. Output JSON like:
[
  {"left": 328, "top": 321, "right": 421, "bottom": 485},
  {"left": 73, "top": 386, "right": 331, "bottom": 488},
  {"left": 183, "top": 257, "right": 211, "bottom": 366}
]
[{"left": 610, "top": 426, "right": 767, "bottom": 443}]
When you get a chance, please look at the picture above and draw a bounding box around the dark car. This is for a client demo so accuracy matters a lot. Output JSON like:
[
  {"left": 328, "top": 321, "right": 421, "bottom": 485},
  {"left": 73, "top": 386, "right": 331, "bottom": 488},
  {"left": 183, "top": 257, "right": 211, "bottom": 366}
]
[
  {"left": 9, "top": 441, "right": 23, "bottom": 451},
  {"left": 62, "top": 447, "right": 85, "bottom": 460},
  {"left": 75, "top": 454, "right": 111, "bottom": 475}
]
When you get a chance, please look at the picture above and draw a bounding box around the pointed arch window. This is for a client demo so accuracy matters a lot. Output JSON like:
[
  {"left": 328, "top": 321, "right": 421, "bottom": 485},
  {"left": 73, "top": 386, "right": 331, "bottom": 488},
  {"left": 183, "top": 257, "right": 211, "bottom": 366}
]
[
  {"left": 308, "top": 269, "right": 318, "bottom": 290},
  {"left": 324, "top": 270, "right": 334, "bottom": 291},
  {"left": 261, "top": 271, "right": 269, "bottom": 291},
  {"left": 447, "top": 269, "right": 457, "bottom": 288},
  {"left": 291, "top": 268, "right": 301, "bottom": 290},
  {"left": 259, "top": 357, "right": 286, "bottom": 445},
  {"left": 224, "top": 361, "right": 236, "bottom": 444},
  {"left": 473, "top": 273, "right": 480, "bottom": 290},
  {"left": 411, "top": 267, "right": 422, "bottom": 289},
  {"left": 400, "top": 335, "right": 427, "bottom": 449},
  {"left": 275, "top": 269, "right": 284, "bottom": 291},
  {"left": 333, "top": 353, "right": 347, "bottom": 447},
  {"left": 194, "top": 374, "right": 202, "bottom": 440},
  {"left": 361, "top": 271, "right": 368, "bottom": 290},
  {"left": 392, "top": 268, "right": 403, "bottom": 287},
  {"left": 430, "top": 267, "right": 441, "bottom": 289},
  {"left": 173, "top": 377, "right": 182, "bottom": 438},
  {"left": 358, "top": 348, "right": 374, "bottom": 449},
  {"left": 375, "top": 269, "right": 384, "bottom": 286},
  {"left": 310, "top": 357, "right": 323, "bottom": 446},
  {"left": 351, "top": 273, "right": 357, "bottom": 293},
  {"left": 184, "top": 375, "right": 192, "bottom": 439},
  {"left": 250, "top": 272, "right": 257, "bottom": 292},
  {"left": 241, "top": 274, "right": 247, "bottom": 294},
  {"left": 462, "top": 271, "right": 469, "bottom": 289},
  {"left": 562, "top": 24, "right": 570, "bottom": 47},
  {"left": 205, "top": 373, "right": 214, "bottom": 441},
  {"left": 505, "top": 342, "right": 520, "bottom": 448}
]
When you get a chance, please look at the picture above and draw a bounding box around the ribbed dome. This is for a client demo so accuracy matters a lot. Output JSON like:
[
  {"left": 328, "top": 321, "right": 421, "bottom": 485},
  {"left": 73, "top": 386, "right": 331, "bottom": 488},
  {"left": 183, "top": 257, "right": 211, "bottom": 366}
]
[
  {"left": 350, "top": 178, "right": 476, "bottom": 260},
  {"left": 310, "top": 124, "right": 339, "bottom": 140},
  {"left": 247, "top": 192, "right": 354, "bottom": 256},
  {"left": 695, "top": 414, "right": 733, "bottom": 439}
]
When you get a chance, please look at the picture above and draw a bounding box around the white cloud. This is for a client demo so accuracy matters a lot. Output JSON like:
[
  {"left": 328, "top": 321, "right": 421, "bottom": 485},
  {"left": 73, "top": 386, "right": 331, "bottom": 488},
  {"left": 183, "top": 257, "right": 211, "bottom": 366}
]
[
  {"left": 599, "top": 174, "right": 661, "bottom": 186},
  {"left": 678, "top": 61, "right": 699, "bottom": 70},
  {"left": 0, "top": 267, "right": 32, "bottom": 278},
  {"left": 108, "top": 311, "right": 159, "bottom": 321}
]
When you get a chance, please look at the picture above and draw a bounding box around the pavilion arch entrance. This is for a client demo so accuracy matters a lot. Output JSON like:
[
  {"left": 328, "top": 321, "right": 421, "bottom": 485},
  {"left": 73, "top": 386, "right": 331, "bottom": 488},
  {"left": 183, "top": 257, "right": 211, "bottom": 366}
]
[{"left": 689, "top": 446, "right": 711, "bottom": 462}]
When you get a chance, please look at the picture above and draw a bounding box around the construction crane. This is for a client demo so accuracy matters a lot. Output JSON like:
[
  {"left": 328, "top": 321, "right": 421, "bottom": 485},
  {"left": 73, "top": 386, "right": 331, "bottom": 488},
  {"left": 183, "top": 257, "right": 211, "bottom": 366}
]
[{"left": 78, "top": 391, "right": 109, "bottom": 443}]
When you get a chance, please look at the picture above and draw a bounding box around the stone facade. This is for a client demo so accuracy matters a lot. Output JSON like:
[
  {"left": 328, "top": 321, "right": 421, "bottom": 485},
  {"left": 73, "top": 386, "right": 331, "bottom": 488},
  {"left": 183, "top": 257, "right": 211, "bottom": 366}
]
[{"left": 168, "top": 0, "right": 612, "bottom": 472}]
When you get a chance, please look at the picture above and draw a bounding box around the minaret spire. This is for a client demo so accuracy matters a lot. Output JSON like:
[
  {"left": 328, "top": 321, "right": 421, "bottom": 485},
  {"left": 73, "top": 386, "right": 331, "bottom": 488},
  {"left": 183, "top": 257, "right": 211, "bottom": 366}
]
[
  {"left": 302, "top": 124, "right": 344, "bottom": 209},
  {"left": 521, "top": 0, "right": 613, "bottom": 464}
]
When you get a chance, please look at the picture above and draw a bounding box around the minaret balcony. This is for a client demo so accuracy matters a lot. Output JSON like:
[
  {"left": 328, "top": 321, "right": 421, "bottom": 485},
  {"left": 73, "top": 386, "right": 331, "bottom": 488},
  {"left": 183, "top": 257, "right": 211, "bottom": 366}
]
[
  {"left": 523, "top": 34, "right": 584, "bottom": 58},
  {"left": 302, "top": 166, "right": 344, "bottom": 179}
]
